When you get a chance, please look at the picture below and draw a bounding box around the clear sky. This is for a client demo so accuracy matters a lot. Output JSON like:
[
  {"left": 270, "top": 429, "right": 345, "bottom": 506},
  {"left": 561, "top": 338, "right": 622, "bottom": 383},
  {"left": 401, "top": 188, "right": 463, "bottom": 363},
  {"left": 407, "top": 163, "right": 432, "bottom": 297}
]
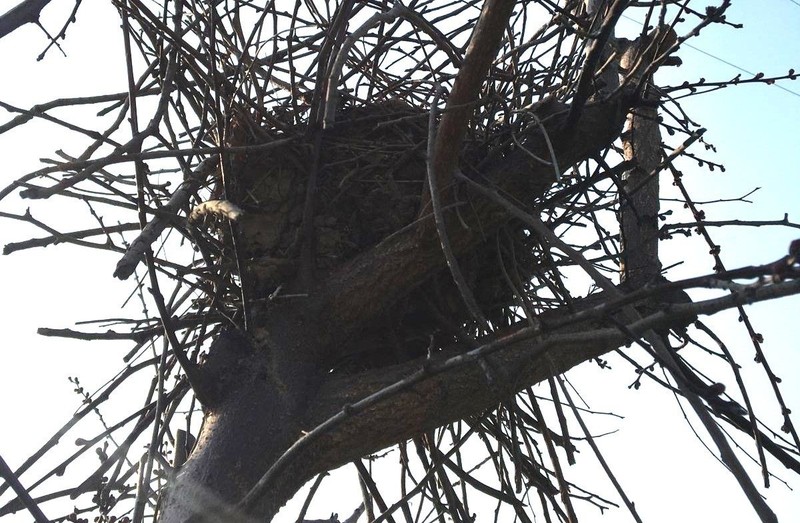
[{"left": 0, "top": 1, "right": 798, "bottom": 522}]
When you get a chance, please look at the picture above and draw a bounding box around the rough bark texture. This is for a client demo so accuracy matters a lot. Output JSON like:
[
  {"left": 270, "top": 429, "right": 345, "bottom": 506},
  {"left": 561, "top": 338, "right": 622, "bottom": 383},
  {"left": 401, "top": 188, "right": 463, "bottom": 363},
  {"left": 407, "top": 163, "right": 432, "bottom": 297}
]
[
  {"left": 155, "top": 21, "right": 692, "bottom": 523},
  {"left": 158, "top": 92, "right": 632, "bottom": 523},
  {"left": 316, "top": 96, "right": 627, "bottom": 348},
  {"left": 620, "top": 103, "right": 661, "bottom": 285},
  {"left": 619, "top": 32, "right": 669, "bottom": 286}
]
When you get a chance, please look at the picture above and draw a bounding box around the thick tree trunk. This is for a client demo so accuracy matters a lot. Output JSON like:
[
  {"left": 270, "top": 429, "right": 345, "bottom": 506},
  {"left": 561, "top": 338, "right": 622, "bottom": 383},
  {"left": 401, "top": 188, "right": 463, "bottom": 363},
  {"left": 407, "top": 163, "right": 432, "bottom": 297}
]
[
  {"left": 158, "top": 93, "right": 632, "bottom": 523},
  {"left": 161, "top": 290, "right": 666, "bottom": 522},
  {"left": 159, "top": 26, "right": 684, "bottom": 518}
]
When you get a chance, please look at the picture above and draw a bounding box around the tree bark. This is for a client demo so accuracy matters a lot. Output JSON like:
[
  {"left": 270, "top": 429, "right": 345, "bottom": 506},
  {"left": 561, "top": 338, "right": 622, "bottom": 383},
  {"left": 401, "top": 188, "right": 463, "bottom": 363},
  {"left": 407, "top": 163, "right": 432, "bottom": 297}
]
[
  {"left": 619, "top": 31, "right": 670, "bottom": 286},
  {"left": 161, "top": 290, "right": 639, "bottom": 522},
  {"left": 156, "top": 23, "right": 704, "bottom": 520},
  {"left": 158, "top": 91, "right": 633, "bottom": 523}
]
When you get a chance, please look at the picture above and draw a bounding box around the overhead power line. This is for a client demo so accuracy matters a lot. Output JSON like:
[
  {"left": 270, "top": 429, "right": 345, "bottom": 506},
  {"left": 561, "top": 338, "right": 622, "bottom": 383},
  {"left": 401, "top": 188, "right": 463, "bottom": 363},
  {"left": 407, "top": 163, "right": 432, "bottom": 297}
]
[
  {"left": 620, "top": 13, "right": 800, "bottom": 99},
  {"left": 681, "top": 41, "right": 800, "bottom": 99}
]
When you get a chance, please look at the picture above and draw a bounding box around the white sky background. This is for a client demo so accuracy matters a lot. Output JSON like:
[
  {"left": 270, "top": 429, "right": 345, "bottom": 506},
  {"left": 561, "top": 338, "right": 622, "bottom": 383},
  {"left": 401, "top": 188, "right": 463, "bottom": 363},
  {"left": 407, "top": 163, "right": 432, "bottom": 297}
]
[{"left": 0, "top": 1, "right": 799, "bottom": 522}]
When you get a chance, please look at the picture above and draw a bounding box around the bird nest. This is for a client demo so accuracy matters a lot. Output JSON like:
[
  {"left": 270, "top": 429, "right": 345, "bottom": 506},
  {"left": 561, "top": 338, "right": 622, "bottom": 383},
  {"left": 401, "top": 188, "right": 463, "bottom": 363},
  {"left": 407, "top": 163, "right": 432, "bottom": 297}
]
[{"left": 214, "top": 100, "right": 542, "bottom": 370}]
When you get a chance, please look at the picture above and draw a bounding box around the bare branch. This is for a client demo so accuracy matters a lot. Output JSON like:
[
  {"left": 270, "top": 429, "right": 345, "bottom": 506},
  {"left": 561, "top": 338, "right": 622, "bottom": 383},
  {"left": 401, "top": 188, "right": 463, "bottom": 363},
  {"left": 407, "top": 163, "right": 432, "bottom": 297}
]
[
  {"left": 0, "top": 0, "right": 50, "bottom": 39},
  {"left": 0, "top": 454, "right": 50, "bottom": 523},
  {"left": 113, "top": 157, "right": 217, "bottom": 280}
]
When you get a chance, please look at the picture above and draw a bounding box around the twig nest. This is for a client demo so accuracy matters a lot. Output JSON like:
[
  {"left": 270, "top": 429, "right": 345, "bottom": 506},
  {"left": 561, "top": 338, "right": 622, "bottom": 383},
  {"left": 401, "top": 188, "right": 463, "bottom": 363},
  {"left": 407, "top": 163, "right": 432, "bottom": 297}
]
[
  {"left": 226, "top": 101, "right": 428, "bottom": 296},
  {"left": 220, "top": 101, "right": 541, "bottom": 367}
]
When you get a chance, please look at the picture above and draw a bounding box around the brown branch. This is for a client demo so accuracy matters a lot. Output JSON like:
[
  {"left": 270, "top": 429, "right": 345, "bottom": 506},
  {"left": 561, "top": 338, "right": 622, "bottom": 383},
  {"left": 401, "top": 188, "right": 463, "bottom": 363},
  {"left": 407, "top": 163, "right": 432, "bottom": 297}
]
[
  {"left": 0, "top": 357, "right": 160, "bottom": 501},
  {"left": 571, "top": 0, "right": 629, "bottom": 100},
  {"left": 619, "top": 35, "right": 670, "bottom": 287},
  {"left": 460, "top": 169, "right": 778, "bottom": 521},
  {"left": 529, "top": 397, "right": 578, "bottom": 522},
  {"left": 417, "top": 0, "right": 516, "bottom": 216},
  {"left": 426, "top": 84, "right": 488, "bottom": 329},
  {"left": 557, "top": 378, "right": 643, "bottom": 523},
  {"left": 234, "top": 277, "right": 800, "bottom": 520},
  {"left": 316, "top": 95, "right": 628, "bottom": 359},
  {"left": 667, "top": 164, "right": 800, "bottom": 454},
  {"left": 35, "top": 0, "right": 81, "bottom": 60},
  {"left": 323, "top": 3, "right": 408, "bottom": 128},
  {"left": 663, "top": 216, "right": 800, "bottom": 233},
  {"left": 37, "top": 327, "right": 151, "bottom": 342},
  {"left": 0, "top": 99, "right": 121, "bottom": 145},
  {"left": 0, "top": 209, "right": 130, "bottom": 255}
]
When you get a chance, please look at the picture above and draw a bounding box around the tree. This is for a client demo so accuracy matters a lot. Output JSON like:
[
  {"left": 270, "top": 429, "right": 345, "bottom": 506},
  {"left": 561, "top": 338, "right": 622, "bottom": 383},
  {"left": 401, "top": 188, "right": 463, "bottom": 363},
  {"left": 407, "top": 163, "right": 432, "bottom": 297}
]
[{"left": 1, "top": 0, "right": 798, "bottom": 522}]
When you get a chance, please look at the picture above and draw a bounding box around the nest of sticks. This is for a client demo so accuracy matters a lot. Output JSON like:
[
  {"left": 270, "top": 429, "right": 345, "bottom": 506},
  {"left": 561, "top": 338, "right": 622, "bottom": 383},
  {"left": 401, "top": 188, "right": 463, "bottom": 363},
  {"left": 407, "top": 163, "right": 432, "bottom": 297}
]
[{"left": 211, "top": 99, "right": 543, "bottom": 371}]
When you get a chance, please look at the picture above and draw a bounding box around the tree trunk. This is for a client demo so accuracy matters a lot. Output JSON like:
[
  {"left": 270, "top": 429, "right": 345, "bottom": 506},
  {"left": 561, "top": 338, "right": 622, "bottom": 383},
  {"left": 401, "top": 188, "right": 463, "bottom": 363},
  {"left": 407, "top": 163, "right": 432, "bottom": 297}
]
[
  {"left": 158, "top": 91, "right": 636, "bottom": 522},
  {"left": 158, "top": 26, "right": 688, "bottom": 520}
]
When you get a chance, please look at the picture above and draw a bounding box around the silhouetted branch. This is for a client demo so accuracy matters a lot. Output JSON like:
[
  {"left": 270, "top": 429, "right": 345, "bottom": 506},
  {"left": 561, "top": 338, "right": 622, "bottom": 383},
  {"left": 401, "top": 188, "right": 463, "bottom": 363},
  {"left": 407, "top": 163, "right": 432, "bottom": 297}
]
[{"left": 0, "top": 0, "right": 50, "bottom": 39}]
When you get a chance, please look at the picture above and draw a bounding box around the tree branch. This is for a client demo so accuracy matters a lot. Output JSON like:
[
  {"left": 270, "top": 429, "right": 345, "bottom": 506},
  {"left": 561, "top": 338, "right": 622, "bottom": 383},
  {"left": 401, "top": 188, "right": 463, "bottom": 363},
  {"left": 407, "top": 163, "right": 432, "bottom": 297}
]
[
  {"left": 315, "top": 94, "right": 628, "bottom": 359},
  {"left": 0, "top": 0, "right": 50, "bottom": 39},
  {"left": 417, "top": 0, "right": 516, "bottom": 215},
  {"left": 228, "top": 277, "right": 800, "bottom": 520}
]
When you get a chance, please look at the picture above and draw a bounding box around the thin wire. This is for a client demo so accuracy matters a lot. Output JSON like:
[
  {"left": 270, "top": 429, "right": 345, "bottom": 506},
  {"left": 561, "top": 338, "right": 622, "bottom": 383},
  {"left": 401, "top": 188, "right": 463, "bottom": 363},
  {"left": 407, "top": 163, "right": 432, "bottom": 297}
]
[
  {"left": 620, "top": 14, "right": 800, "bottom": 99},
  {"left": 681, "top": 41, "right": 800, "bottom": 99}
]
